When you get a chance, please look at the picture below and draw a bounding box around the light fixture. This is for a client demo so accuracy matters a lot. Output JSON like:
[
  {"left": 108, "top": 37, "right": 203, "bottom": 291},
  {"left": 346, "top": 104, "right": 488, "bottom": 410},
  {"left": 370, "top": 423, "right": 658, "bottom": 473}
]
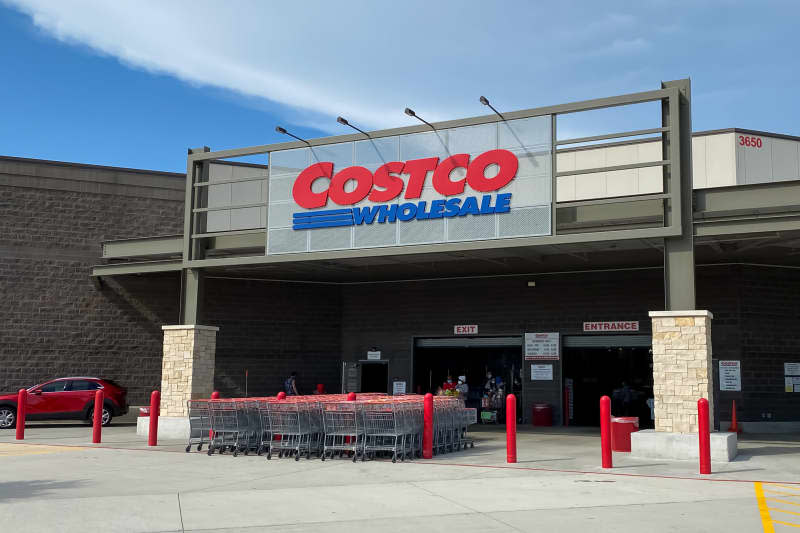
[
  {"left": 404, "top": 107, "right": 435, "bottom": 130},
  {"left": 527, "top": 281, "right": 536, "bottom": 287},
  {"left": 479, "top": 95, "right": 505, "bottom": 120},
  {"left": 275, "top": 126, "right": 310, "bottom": 145},
  {"left": 337, "top": 116, "right": 370, "bottom": 137}
]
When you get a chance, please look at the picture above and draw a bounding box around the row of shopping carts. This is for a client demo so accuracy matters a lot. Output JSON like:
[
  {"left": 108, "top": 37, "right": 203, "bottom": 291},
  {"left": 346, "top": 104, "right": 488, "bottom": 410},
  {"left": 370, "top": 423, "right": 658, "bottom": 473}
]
[{"left": 185, "top": 394, "right": 474, "bottom": 462}]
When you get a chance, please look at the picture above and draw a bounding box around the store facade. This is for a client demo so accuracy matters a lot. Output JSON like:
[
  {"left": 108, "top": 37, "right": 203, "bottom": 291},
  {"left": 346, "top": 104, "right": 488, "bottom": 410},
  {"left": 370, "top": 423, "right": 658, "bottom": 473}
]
[{"left": 3, "top": 79, "right": 800, "bottom": 433}]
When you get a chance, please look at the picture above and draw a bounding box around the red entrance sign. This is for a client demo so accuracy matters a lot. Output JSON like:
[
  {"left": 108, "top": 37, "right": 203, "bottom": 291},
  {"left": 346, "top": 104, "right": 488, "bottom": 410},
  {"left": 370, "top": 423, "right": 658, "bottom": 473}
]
[
  {"left": 292, "top": 149, "right": 519, "bottom": 209},
  {"left": 583, "top": 321, "right": 639, "bottom": 332}
]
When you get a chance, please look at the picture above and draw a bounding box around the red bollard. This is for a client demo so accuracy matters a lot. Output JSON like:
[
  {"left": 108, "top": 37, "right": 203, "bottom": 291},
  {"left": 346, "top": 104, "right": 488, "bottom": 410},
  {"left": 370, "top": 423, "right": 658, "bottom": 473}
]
[
  {"left": 211, "top": 390, "right": 220, "bottom": 399},
  {"left": 600, "top": 395, "right": 612, "bottom": 468},
  {"left": 506, "top": 394, "right": 517, "bottom": 463},
  {"left": 423, "top": 393, "right": 434, "bottom": 459},
  {"left": 347, "top": 392, "right": 357, "bottom": 401},
  {"left": 277, "top": 391, "right": 286, "bottom": 400},
  {"left": 148, "top": 390, "right": 160, "bottom": 447},
  {"left": 15, "top": 389, "right": 26, "bottom": 440},
  {"left": 698, "top": 398, "right": 711, "bottom": 474},
  {"left": 92, "top": 389, "right": 104, "bottom": 443}
]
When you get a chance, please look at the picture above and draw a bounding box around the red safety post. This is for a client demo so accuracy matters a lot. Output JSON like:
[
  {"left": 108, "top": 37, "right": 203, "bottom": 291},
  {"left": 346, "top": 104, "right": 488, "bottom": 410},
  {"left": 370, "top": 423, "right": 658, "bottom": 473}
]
[
  {"left": 148, "top": 390, "right": 160, "bottom": 447},
  {"left": 277, "top": 391, "right": 286, "bottom": 400},
  {"left": 423, "top": 393, "right": 434, "bottom": 459},
  {"left": 698, "top": 398, "right": 711, "bottom": 474},
  {"left": 211, "top": 390, "right": 220, "bottom": 399},
  {"left": 600, "top": 395, "right": 612, "bottom": 468},
  {"left": 563, "top": 387, "right": 570, "bottom": 427},
  {"left": 92, "top": 389, "right": 104, "bottom": 443},
  {"left": 506, "top": 394, "right": 517, "bottom": 463},
  {"left": 15, "top": 389, "right": 26, "bottom": 440}
]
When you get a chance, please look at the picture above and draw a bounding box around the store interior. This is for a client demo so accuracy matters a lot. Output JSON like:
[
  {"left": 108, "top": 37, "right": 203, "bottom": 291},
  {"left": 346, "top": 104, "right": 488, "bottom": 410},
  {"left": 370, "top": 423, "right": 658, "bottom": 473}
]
[
  {"left": 562, "top": 345, "right": 654, "bottom": 427},
  {"left": 413, "top": 344, "right": 523, "bottom": 422}
]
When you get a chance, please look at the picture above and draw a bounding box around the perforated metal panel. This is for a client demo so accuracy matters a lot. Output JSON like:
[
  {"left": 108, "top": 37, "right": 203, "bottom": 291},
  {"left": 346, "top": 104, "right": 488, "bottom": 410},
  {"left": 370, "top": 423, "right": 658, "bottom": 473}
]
[
  {"left": 562, "top": 335, "right": 651, "bottom": 348},
  {"left": 416, "top": 336, "right": 523, "bottom": 348}
]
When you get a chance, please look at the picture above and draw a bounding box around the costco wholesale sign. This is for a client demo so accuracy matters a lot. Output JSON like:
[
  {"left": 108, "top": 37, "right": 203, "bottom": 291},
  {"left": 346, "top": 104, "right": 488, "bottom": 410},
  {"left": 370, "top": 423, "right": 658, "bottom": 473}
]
[{"left": 265, "top": 116, "right": 552, "bottom": 254}]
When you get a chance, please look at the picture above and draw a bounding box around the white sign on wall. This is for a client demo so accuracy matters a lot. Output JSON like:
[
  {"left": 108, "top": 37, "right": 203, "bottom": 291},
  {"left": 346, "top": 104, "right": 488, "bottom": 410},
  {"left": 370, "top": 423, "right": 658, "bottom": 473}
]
[
  {"left": 393, "top": 381, "right": 407, "bottom": 395},
  {"left": 786, "top": 377, "right": 800, "bottom": 393},
  {"left": 367, "top": 351, "right": 381, "bottom": 360},
  {"left": 524, "top": 332, "right": 560, "bottom": 360},
  {"left": 583, "top": 321, "right": 639, "bottom": 332},
  {"left": 719, "top": 360, "right": 741, "bottom": 392},
  {"left": 454, "top": 325, "right": 478, "bottom": 335},
  {"left": 531, "top": 364, "right": 553, "bottom": 381},
  {"left": 785, "top": 363, "right": 800, "bottom": 376}
]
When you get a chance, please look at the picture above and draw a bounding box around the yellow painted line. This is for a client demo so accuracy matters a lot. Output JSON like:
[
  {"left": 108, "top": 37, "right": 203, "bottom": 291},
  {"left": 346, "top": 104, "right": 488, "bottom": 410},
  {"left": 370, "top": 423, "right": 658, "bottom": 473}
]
[
  {"left": 0, "top": 443, "right": 86, "bottom": 457},
  {"left": 772, "top": 520, "right": 800, "bottom": 529},
  {"left": 769, "top": 508, "right": 800, "bottom": 517},
  {"left": 766, "top": 484, "right": 800, "bottom": 492},
  {"left": 766, "top": 489, "right": 800, "bottom": 498},
  {"left": 756, "top": 482, "right": 777, "bottom": 533},
  {"left": 767, "top": 498, "right": 800, "bottom": 508}
]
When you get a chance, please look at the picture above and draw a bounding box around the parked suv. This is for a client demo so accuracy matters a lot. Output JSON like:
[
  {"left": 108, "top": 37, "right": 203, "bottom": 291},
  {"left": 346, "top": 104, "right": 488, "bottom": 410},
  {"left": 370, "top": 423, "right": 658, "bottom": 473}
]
[{"left": 0, "top": 377, "right": 128, "bottom": 429}]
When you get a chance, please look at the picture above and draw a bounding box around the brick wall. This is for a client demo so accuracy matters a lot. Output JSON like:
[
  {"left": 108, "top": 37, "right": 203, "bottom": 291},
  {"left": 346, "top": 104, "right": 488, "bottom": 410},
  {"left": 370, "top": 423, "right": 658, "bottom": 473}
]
[
  {"left": 1, "top": 175, "right": 184, "bottom": 405},
  {"left": 205, "top": 278, "right": 342, "bottom": 397}
]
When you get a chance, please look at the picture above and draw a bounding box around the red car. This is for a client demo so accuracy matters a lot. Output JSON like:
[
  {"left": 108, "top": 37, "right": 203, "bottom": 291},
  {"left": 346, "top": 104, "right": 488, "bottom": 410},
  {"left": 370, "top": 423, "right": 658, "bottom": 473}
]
[{"left": 0, "top": 377, "right": 128, "bottom": 429}]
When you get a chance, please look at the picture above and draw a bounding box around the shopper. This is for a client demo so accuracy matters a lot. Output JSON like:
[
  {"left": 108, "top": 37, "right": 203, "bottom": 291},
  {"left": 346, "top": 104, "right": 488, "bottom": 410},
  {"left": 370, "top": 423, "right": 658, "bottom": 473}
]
[
  {"left": 456, "top": 376, "right": 469, "bottom": 397},
  {"left": 284, "top": 371, "right": 299, "bottom": 396}
]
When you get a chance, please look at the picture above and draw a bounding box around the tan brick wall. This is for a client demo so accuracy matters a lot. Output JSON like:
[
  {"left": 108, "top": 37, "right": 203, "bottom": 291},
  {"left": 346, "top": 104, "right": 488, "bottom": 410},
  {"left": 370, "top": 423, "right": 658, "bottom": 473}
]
[
  {"left": 160, "top": 325, "right": 218, "bottom": 417},
  {"left": 650, "top": 311, "right": 713, "bottom": 433}
]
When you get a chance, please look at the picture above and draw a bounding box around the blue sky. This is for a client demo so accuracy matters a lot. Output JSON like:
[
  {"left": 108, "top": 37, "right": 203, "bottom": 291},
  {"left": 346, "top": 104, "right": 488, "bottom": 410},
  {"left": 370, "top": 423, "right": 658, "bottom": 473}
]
[{"left": 1, "top": 1, "right": 799, "bottom": 172}]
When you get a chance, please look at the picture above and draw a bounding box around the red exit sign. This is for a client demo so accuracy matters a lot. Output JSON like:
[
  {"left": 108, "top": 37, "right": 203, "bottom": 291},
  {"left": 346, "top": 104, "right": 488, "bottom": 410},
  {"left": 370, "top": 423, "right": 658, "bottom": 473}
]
[{"left": 454, "top": 325, "right": 478, "bottom": 335}]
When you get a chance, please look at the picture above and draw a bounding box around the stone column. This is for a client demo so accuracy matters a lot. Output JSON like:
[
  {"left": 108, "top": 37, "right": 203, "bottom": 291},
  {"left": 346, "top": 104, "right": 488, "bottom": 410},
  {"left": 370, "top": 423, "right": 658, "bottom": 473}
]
[
  {"left": 160, "top": 325, "right": 218, "bottom": 417},
  {"left": 649, "top": 311, "right": 713, "bottom": 433}
]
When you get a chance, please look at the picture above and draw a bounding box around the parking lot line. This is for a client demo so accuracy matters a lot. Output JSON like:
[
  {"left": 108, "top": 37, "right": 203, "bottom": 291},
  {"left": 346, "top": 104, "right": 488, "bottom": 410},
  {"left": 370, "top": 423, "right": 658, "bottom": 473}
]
[{"left": 757, "top": 482, "right": 800, "bottom": 532}]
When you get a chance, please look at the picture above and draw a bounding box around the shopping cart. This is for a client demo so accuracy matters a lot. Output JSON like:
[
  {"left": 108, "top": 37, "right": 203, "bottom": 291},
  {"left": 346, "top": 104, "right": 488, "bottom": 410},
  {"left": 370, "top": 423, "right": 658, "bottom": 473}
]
[
  {"left": 207, "top": 399, "right": 244, "bottom": 456},
  {"left": 363, "top": 401, "right": 404, "bottom": 462},
  {"left": 185, "top": 399, "right": 211, "bottom": 453},
  {"left": 267, "top": 400, "right": 317, "bottom": 460},
  {"left": 322, "top": 401, "right": 364, "bottom": 461}
]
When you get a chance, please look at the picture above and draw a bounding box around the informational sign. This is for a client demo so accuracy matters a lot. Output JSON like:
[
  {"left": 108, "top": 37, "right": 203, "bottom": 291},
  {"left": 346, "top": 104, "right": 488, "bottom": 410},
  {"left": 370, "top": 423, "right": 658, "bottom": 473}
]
[
  {"left": 719, "top": 360, "right": 742, "bottom": 391},
  {"left": 524, "top": 332, "right": 560, "bottom": 360},
  {"left": 583, "top": 321, "right": 639, "bottom": 332},
  {"left": 531, "top": 364, "right": 553, "bottom": 381},
  {"left": 564, "top": 378, "right": 574, "bottom": 420},
  {"left": 266, "top": 115, "right": 553, "bottom": 254},
  {"left": 786, "top": 377, "right": 800, "bottom": 393},
  {"left": 454, "top": 324, "right": 478, "bottom": 335},
  {"left": 392, "top": 381, "right": 407, "bottom": 395},
  {"left": 785, "top": 363, "right": 800, "bottom": 376},
  {"left": 367, "top": 351, "right": 381, "bottom": 360}
]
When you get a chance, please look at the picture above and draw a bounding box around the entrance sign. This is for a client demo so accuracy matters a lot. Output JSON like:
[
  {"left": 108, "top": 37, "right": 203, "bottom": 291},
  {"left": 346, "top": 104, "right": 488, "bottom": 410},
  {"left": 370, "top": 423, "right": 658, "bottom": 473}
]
[
  {"left": 267, "top": 116, "right": 552, "bottom": 254},
  {"left": 524, "top": 332, "right": 560, "bottom": 360},
  {"left": 583, "top": 321, "right": 639, "bottom": 332},
  {"left": 367, "top": 351, "right": 381, "bottom": 360},
  {"left": 454, "top": 325, "right": 478, "bottom": 335},
  {"left": 531, "top": 364, "right": 553, "bottom": 381},
  {"left": 719, "top": 360, "right": 741, "bottom": 391}
]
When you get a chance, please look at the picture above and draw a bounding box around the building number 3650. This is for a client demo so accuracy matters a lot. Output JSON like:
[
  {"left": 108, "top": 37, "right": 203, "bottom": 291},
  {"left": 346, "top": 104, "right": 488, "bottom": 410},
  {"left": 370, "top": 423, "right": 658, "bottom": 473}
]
[{"left": 739, "top": 135, "right": 762, "bottom": 148}]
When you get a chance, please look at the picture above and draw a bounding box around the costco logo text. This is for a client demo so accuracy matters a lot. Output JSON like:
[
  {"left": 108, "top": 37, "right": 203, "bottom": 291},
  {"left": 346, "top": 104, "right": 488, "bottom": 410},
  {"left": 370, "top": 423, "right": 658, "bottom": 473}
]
[{"left": 292, "top": 149, "right": 518, "bottom": 230}]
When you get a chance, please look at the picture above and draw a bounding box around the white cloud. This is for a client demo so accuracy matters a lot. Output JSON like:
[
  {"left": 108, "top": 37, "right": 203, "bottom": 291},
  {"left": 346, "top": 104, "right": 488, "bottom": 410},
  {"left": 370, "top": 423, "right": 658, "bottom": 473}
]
[{"left": 5, "top": 1, "right": 662, "bottom": 132}]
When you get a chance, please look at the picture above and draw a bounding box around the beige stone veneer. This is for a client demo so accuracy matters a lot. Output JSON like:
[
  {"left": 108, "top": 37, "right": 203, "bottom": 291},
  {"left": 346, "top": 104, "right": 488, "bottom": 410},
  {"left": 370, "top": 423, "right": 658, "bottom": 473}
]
[
  {"left": 159, "top": 325, "right": 218, "bottom": 417},
  {"left": 649, "top": 311, "right": 714, "bottom": 434}
]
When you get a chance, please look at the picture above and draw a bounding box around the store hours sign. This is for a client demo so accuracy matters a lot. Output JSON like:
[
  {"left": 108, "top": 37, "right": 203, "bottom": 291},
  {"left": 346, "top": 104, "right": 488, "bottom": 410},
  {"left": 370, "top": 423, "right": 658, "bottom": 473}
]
[{"left": 524, "top": 332, "right": 560, "bottom": 361}]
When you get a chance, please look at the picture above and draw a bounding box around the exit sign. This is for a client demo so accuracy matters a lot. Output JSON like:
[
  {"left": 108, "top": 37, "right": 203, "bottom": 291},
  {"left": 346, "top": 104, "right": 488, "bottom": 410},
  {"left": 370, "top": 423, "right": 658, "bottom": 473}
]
[{"left": 454, "top": 324, "right": 478, "bottom": 335}]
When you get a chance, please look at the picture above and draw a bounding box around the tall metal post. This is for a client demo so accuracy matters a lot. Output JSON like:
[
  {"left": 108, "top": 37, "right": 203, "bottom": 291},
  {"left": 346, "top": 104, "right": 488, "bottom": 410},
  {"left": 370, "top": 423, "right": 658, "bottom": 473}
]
[
  {"left": 662, "top": 79, "right": 696, "bottom": 311},
  {"left": 180, "top": 268, "right": 205, "bottom": 324}
]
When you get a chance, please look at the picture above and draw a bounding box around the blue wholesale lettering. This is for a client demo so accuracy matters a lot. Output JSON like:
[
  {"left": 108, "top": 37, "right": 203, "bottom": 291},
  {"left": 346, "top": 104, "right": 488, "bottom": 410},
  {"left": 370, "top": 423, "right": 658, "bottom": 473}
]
[{"left": 293, "top": 193, "right": 512, "bottom": 230}]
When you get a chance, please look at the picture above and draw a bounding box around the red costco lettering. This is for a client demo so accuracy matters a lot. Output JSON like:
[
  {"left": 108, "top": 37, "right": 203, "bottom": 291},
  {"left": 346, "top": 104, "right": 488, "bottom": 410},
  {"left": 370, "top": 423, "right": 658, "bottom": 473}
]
[{"left": 292, "top": 149, "right": 518, "bottom": 209}]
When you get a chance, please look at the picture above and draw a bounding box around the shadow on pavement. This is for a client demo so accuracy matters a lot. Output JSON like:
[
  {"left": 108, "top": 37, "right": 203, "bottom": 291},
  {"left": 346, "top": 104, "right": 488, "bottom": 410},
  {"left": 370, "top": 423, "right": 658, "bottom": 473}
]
[{"left": 0, "top": 479, "right": 86, "bottom": 502}]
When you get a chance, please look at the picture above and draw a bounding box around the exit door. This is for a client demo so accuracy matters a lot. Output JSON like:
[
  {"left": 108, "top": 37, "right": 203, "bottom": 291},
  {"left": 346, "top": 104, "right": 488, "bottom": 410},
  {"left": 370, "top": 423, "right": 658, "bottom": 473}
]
[{"left": 360, "top": 361, "right": 389, "bottom": 393}]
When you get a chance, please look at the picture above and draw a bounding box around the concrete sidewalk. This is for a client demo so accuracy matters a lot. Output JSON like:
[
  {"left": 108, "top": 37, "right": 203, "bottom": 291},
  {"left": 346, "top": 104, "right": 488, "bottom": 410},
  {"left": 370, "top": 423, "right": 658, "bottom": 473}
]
[{"left": 1, "top": 424, "right": 798, "bottom": 532}]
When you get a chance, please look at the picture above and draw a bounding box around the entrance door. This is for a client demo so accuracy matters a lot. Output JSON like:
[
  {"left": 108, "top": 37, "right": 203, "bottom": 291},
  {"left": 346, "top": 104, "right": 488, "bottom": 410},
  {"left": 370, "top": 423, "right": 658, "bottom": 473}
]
[
  {"left": 562, "top": 335, "right": 653, "bottom": 427},
  {"left": 360, "top": 362, "right": 388, "bottom": 393}
]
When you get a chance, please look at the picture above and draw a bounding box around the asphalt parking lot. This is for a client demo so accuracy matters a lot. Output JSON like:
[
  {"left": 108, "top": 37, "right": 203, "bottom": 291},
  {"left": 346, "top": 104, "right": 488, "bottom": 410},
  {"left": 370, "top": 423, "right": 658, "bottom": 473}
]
[{"left": 1, "top": 424, "right": 798, "bottom": 532}]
